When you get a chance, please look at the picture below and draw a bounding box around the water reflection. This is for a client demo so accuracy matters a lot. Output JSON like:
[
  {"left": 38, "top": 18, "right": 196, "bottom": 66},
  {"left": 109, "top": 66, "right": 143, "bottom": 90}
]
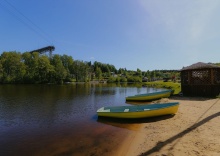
[{"left": 0, "top": 83, "right": 164, "bottom": 155}]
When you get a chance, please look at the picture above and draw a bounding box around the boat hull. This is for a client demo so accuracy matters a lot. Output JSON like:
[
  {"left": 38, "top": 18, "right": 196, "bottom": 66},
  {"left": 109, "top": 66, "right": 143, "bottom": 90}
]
[
  {"left": 126, "top": 90, "right": 172, "bottom": 101},
  {"left": 97, "top": 102, "right": 179, "bottom": 118}
]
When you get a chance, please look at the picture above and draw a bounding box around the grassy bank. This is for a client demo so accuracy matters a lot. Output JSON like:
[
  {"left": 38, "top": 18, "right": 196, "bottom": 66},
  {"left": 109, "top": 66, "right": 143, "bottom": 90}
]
[{"left": 143, "top": 81, "right": 181, "bottom": 95}]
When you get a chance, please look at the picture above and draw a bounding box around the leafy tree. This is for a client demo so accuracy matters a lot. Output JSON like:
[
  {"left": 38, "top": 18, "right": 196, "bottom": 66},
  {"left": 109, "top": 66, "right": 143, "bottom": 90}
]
[
  {"left": 1, "top": 52, "right": 26, "bottom": 83},
  {"left": 72, "top": 60, "right": 90, "bottom": 82},
  {"left": 120, "top": 77, "right": 127, "bottom": 82},
  {"left": 107, "top": 76, "right": 116, "bottom": 83},
  {"left": 60, "top": 54, "right": 74, "bottom": 81},
  {"left": 95, "top": 66, "right": 102, "bottom": 80},
  {"left": 136, "top": 68, "right": 142, "bottom": 77},
  {"left": 150, "top": 71, "right": 156, "bottom": 81},
  {"left": 38, "top": 55, "right": 54, "bottom": 83},
  {"left": 86, "top": 61, "right": 94, "bottom": 80},
  {"left": 127, "top": 76, "right": 142, "bottom": 82},
  {"left": 0, "top": 59, "right": 3, "bottom": 82},
  {"left": 93, "top": 61, "right": 117, "bottom": 76},
  {"left": 22, "top": 52, "right": 40, "bottom": 82},
  {"left": 50, "top": 54, "right": 67, "bottom": 83}
]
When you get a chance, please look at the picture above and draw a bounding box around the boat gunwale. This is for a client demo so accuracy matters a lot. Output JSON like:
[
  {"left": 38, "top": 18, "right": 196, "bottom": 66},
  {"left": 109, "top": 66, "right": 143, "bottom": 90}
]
[
  {"left": 126, "top": 89, "right": 172, "bottom": 98},
  {"left": 97, "top": 102, "right": 179, "bottom": 113}
]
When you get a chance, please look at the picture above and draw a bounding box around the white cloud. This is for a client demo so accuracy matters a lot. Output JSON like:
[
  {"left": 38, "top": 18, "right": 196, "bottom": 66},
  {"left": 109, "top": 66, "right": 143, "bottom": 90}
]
[{"left": 90, "top": 56, "right": 95, "bottom": 60}]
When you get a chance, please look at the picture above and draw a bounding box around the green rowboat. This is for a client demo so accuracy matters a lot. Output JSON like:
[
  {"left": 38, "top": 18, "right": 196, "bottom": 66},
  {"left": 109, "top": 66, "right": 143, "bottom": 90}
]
[
  {"left": 97, "top": 102, "right": 179, "bottom": 118},
  {"left": 126, "top": 90, "right": 172, "bottom": 101}
]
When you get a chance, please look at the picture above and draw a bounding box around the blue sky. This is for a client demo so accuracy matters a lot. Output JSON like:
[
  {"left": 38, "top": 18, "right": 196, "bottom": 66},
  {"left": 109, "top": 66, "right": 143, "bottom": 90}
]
[{"left": 1, "top": 0, "right": 220, "bottom": 71}]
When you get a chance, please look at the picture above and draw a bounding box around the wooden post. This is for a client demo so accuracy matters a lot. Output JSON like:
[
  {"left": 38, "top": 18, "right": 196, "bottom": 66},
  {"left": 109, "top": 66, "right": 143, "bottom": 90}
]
[
  {"left": 210, "top": 69, "right": 214, "bottom": 84},
  {"left": 188, "top": 71, "right": 191, "bottom": 85}
]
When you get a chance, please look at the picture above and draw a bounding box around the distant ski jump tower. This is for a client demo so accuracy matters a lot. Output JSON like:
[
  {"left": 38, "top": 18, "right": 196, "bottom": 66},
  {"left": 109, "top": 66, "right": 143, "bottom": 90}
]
[{"left": 29, "top": 46, "right": 55, "bottom": 58}]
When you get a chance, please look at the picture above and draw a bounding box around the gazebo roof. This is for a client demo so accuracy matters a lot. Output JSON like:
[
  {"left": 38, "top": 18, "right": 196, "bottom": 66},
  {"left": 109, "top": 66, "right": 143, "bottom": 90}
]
[{"left": 181, "top": 62, "right": 220, "bottom": 71}]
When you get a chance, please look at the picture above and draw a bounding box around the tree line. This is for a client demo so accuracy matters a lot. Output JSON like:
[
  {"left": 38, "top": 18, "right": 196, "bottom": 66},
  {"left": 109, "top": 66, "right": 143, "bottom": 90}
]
[
  {"left": 0, "top": 51, "right": 180, "bottom": 84},
  {"left": 0, "top": 51, "right": 118, "bottom": 84}
]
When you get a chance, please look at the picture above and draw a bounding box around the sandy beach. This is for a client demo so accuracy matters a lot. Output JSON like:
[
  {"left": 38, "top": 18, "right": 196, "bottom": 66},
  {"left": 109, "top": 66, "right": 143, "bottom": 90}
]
[{"left": 117, "top": 96, "right": 220, "bottom": 156}]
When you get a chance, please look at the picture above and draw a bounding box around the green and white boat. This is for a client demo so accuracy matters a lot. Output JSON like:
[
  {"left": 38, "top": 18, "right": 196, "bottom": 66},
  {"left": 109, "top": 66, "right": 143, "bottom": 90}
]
[
  {"left": 126, "top": 90, "right": 172, "bottom": 101},
  {"left": 97, "top": 102, "right": 179, "bottom": 118}
]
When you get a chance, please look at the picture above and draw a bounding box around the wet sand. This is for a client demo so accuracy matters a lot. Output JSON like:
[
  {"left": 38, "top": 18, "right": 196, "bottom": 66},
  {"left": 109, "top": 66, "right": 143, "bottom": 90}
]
[{"left": 117, "top": 97, "right": 220, "bottom": 156}]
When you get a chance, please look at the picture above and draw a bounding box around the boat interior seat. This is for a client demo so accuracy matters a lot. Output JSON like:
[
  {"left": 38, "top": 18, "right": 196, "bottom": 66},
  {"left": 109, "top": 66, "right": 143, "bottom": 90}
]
[{"left": 124, "top": 109, "right": 129, "bottom": 112}]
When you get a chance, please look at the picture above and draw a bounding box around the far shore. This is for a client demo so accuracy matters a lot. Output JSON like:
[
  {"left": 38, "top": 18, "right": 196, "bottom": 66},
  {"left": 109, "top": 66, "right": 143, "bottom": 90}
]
[{"left": 116, "top": 96, "right": 220, "bottom": 156}]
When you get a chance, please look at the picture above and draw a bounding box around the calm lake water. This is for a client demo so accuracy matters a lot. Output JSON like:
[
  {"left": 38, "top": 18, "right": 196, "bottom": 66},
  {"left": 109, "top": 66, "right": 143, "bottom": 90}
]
[{"left": 0, "top": 83, "right": 164, "bottom": 156}]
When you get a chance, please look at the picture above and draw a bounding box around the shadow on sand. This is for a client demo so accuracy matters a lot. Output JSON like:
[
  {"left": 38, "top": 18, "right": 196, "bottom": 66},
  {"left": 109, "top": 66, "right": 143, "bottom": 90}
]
[
  {"left": 170, "top": 95, "right": 213, "bottom": 101},
  {"left": 139, "top": 111, "right": 220, "bottom": 156},
  {"left": 96, "top": 115, "right": 175, "bottom": 131}
]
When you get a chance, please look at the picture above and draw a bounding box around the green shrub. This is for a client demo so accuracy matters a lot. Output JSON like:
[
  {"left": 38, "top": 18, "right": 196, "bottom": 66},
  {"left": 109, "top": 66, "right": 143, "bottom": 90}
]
[
  {"left": 107, "top": 76, "right": 116, "bottom": 83},
  {"left": 127, "top": 76, "right": 142, "bottom": 82},
  {"left": 120, "top": 77, "right": 127, "bottom": 82},
  {"left": 144, "top": 81, "right": 181, "bottom": 95}
]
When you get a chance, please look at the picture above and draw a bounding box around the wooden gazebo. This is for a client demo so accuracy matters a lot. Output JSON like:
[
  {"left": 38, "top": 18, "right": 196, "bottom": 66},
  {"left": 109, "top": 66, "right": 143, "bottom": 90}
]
[{"left": 181, "top": 62, "right": 220, "bottom": 97}]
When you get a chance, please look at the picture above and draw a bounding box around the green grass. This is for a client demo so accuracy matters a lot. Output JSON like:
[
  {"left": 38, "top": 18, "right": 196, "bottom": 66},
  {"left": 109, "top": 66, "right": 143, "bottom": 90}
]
[{"left": 143, "top": 81, "right": 181, "bottom": 95}]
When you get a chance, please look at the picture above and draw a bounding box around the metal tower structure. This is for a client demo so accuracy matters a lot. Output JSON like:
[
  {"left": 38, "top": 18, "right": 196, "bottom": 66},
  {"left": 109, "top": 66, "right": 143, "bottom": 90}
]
[{"left": 29, "top": 46, "right": 55, "bottom": 58}]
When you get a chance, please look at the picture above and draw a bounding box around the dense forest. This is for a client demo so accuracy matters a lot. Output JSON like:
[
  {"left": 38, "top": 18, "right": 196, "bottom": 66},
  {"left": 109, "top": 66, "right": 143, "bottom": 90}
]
[{"left": 0, "top": 51, "right": 181, "bottom": 84}]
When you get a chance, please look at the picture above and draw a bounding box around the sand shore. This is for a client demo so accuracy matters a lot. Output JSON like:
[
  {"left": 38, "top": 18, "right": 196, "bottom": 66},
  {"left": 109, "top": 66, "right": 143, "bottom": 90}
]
[{"left": 118, "top": 96, "right": 220, "bottom": 156}]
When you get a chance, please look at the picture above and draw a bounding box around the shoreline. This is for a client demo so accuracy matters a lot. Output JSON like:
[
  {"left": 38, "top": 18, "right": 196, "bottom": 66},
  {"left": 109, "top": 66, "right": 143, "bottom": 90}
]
[{"left": 117, "top": 96, "right": 220, "bottom": 156}]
